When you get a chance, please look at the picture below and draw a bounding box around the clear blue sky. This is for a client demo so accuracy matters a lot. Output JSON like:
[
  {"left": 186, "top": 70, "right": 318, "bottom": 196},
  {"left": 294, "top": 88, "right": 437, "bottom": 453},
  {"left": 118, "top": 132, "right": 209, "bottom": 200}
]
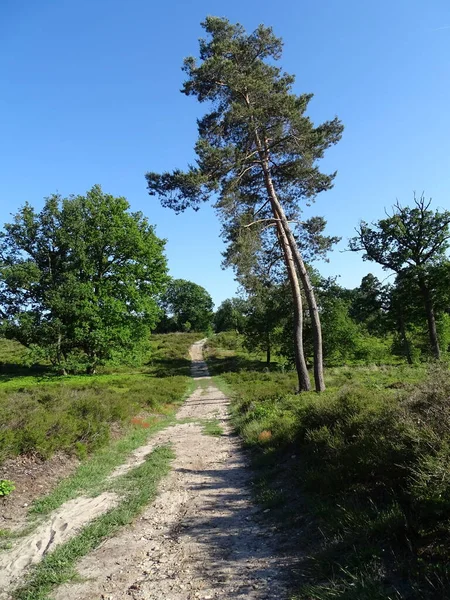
[{"left": 1, "top": 0, "right": 450, "bottom": 307}]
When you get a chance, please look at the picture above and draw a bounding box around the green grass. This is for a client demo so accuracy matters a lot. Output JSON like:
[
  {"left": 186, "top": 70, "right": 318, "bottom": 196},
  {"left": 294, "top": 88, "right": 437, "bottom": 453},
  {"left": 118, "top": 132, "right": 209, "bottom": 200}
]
[
  {"left": 0, "top": 333, "right": 199, "bottom": 465},
  {"left": 0, "top": 375, "right": 190, "bottom": 464},
  {"left": 0, "top": 332, "right": 199, "bottom": 598},
  {"left": 204, "top": 343, "right": 267, "bottom": 377},
  {"left": 208, "top": 339, "right": 450, "bottom": 600},
  {"left": 0, "top": 338, "right": 31, "bottom": 366},
  {"left": 13, "top": 445, "right": 174, "bottom": 600},
  {"left": 202, "top": 418, "right": 224, "bottom": 437},
  {"left": 0, "top": 371, "right": 195, "bottom": 549},
  {"left": 148, "top": 332, "right": 200, "bottom": 377},
  {"left": 0, "top": 332, "right": 200, "bottom": 387},
  {"left": 29, "top": 414, "right": 180, "bottom": 517}
]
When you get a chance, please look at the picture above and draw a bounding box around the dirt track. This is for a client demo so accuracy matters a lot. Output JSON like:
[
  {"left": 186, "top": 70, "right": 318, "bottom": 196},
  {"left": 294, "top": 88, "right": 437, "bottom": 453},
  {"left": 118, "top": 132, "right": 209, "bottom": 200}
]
[{"left": 2, "top": 341, "right": 290, "bottom": 600}]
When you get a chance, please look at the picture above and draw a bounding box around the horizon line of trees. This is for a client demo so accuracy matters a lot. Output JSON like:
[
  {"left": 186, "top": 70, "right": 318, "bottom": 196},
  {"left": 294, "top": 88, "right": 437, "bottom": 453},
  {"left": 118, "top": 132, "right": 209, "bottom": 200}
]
[
  {"left": 1, "top": 186, "right": 448, "bottom": 374},
  {"left": 213, "top": 260, "right": 450, "bottom": 368},
  {"left": 213, "top": 194, "right": 450, "bottom": 368}
]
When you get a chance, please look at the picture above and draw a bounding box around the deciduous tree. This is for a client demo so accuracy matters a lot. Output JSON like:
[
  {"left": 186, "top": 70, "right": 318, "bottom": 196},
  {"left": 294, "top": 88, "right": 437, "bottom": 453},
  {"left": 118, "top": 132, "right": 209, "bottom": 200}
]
[
  {"left": 350, "top": 195, "right": 450, "bottom": 359},
  {"left": 214, "top": 297, "right": 248, "bottom": 333},
  {"left": 0, "top": 185, "right": 167, "bottom": 372},
  {"left": 160, "top": 279, "right": 214, "bottom": 332}
]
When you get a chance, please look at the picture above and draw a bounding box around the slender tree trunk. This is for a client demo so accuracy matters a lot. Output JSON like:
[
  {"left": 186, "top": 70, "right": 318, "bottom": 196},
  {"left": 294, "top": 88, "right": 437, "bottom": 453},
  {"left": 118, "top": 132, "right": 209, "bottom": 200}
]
[
  {"left": 276, "top": 220, "right": 311, "bottom": 391},
  {"left": 418, "top": 277, "right": 440, "bottom": 359},
  {"left": 263, "top": 171, "right": 325, "bottom": 392},
  {"left": 289, "top": 237, "right": 326, "bottom": 391},
  {"left": 56, "top": 332, "right": 67, "bottom": 374},
  {"left": 397, "top": 311, "right": 413, "bottom": 365},
  {"left": 250, "top": 120, "right": 319, "bottom": 391},
  {"left": 266, "top": 335, "right": 271, "bottom": 366},
  {"left": 56, "top": 332, "right": 62, "bottom": 366}
]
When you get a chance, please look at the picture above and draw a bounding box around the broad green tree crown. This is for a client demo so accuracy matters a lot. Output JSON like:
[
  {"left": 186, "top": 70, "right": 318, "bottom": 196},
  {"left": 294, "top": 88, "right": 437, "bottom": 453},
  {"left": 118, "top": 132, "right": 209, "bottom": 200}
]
[
  {"left": 0, "top": 185, "right": 168, "bottom": 372},
  {"left": 350, "top": 195, "right": 450, "bottom": 272},
  {"left": 350, "top": 195, "right": 450, "bottom": 358},
  {"left": 214, "top": 297, "right": 248, "bottom": 333},
  {"left": 160, "top": 279, "right": 214, "bottom": 332}
]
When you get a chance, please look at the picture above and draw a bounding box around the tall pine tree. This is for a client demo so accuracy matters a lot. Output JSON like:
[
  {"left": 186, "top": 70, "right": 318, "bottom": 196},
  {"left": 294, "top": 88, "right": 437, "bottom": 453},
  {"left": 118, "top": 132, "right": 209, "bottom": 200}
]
[{"left": 147, "top": 17, "right": 343, "bottom": 390}]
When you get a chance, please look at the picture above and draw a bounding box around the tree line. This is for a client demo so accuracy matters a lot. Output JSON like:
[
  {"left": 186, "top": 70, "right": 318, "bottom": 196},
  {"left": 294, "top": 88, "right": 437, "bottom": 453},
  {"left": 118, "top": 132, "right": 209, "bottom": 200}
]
[
  {"left": 1, "top": 184, "right": 447, "bottom": 374},
  {"left": 214, "top": 194, "right": 450, "bottom": 366}
]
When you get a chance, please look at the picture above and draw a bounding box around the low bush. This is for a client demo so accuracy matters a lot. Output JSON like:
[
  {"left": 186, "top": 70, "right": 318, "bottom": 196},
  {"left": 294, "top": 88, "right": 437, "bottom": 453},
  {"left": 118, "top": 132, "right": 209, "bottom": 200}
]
[
  {"left": 207, "top": 331, "right": 244, "bottom": 351},
  {"left": 147, "top": 332, "right": 200, "bottom": 377},
  {"left": 220, "top": 360, "right": 450, "bottom": 598},
  {"left": 0, "top": 333, "right": 196, "bottom": 464},
  {"left": 0, "top": 375, "right": 188, "bottom": 463}
]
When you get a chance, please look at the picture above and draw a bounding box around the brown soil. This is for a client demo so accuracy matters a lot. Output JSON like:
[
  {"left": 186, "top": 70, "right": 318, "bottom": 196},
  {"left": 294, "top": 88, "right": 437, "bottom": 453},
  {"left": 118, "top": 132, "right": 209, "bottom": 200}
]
[{"left": 0, "top": 453, "right": 80, "bottom": 532}]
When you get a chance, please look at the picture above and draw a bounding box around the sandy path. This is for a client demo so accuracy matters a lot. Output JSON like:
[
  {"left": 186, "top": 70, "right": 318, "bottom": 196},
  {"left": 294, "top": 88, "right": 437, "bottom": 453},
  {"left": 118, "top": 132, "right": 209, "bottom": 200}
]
[
  {"left": 0, "top": 493, "right": 118, "bottom": 598},
  {"left": 53, "top": 341, "right": 290, "bottom": 599}
]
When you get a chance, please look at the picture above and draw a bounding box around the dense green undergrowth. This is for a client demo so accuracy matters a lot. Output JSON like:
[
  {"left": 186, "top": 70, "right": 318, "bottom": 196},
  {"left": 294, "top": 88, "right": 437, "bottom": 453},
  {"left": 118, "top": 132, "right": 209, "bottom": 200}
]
[
  {"left": 0, "top": 333, "right": 198, "bottom": 465},
  {"left": 208, "top": 334, "right": 450, "bottom": 599}
]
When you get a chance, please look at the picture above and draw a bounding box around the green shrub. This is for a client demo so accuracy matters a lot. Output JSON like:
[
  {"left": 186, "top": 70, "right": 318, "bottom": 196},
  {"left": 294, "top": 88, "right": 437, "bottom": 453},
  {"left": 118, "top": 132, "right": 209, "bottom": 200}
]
[
  {"left": 208, "top": 331, "right": 244, "bottom": 351},
  {"left": 0, "top": 479, "right": 15, "bottom": 497},
  {"left": 223, "top": 362, "right": 450, "bottom": 598},
  {"left": 0, "top": 333, "right": 195, "bottom": 464},
  {"left": 0, "top": 374, "right": 192, "bottom": 463}
]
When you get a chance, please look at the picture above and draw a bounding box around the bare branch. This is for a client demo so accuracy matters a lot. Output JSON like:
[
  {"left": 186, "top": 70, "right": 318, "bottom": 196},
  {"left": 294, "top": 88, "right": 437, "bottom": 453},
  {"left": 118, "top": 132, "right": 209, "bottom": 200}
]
[
  {"left": 253, "top": 198, "right": 271, "bottom": 217},
  {"left": 243, "top": 218, "right": 301, "bottom": 228},
  {"left": 235, "top": 164, "right": 258, "bottom": 184}
]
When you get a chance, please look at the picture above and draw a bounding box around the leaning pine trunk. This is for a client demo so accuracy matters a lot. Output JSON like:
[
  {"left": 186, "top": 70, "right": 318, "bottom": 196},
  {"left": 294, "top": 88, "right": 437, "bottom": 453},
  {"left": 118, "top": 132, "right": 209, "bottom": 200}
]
[
  {"left": 265, "top": 176, "right": 325, "bottom": 392},
  {"left": 288, "top": 234, "right": 326, "bottom": 392},
  {"left": 253, "top": 125, "right": 323, "bottom": 391},
  {"left": 275, "top": 219, "right": 311, "bottom": 391}
]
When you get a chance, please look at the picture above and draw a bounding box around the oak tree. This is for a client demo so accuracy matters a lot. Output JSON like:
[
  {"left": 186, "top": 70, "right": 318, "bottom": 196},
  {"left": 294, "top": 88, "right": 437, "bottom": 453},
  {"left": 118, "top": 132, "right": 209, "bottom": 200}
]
[
  {"left": 350, "top": 195, "right": 450, "bottom": 359},
  {"left": 0, "top": 185, "right": 168, "bottom": 372},
  {"left": 160, "top": 278, "right": 214, "bottom": 332},
  {"left": 214, "top": 297, "right": 247, "bottom": 333}
]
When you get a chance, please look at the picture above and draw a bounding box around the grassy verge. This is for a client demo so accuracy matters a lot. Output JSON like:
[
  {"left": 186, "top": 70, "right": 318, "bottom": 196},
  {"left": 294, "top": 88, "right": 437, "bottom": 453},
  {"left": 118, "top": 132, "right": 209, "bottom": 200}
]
[
  {"left": 13, "top": 445, "right": 174, "bottom": 600},
  {"left": 204, "top": 333, "right": 266, "bottom": 376},
  {"left": 208, "top": 338, "right": 450, "bottom": 599},
  {"left": 0, "top": 332, "right": 200, "bottom": 598},
  {"left": 0, "top": 375, "right": 190, "bottom": 464},
  {"left": 0, "top": 333, "right": 199, "bottom": 465},
  {"left": 29, "top": 411, "right": 182, "bottom": 517},
  {"left": 0, "top": 377, "right": 194, "bottom": 552}
]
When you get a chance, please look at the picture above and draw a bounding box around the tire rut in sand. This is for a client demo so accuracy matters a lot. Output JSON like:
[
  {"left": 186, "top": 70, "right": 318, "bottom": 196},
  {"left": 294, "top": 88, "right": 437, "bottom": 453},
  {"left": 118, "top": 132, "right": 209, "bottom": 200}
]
[{"left": 0, "top": 493, "right": 117, "bottom": 599}]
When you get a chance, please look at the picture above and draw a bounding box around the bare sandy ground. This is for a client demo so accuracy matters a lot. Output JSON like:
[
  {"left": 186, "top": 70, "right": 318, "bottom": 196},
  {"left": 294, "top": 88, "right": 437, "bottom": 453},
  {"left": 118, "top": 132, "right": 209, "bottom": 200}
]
[
  {"left": 0, "top": 493, "right": 118, "bottom": 597},
  {"left": 0, "top": 452, "right": 80, "bottom": 532},
  {"left": 1, "top": 341, "right": 290, "bottom": 600}
]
